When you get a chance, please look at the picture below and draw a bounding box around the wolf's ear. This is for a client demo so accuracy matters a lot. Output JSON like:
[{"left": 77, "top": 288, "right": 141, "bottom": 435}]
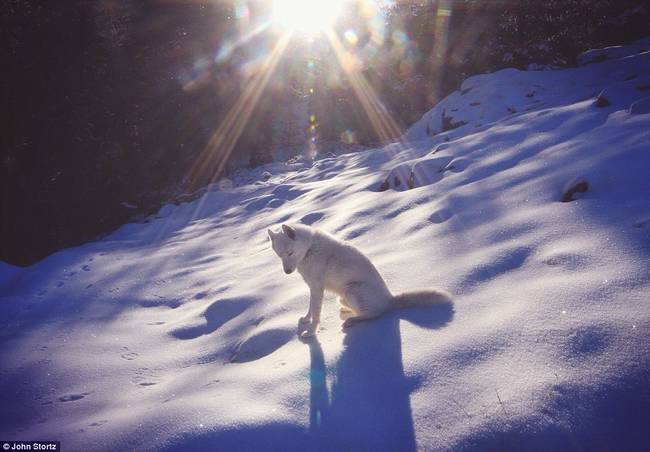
[
  {"left": 267, "top": 228, "right": 276, "bottom": 240},
  {"left": 282, "top": 224, "right": 296, "bottom": 240}
]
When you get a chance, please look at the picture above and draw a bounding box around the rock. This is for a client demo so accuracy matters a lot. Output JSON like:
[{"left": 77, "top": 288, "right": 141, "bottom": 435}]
[
  {"left": 593, "top": 90, "right": 610, "bottom": 108},
  {"left": 561, "top": 177, "right": 590, "bottom": 202},
  {"left": 261, "top": 171, "right": 272, "bottom": 181}
]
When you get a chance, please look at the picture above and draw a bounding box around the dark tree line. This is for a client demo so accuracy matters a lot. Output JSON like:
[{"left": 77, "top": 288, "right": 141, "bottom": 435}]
[
  {"left": 1, "top": 0, "right": 648, "bottom": 265},
  {"left": 1, "top": 0, "right": 249, "bottom": 265},
  {"left": 366, "top": 0, "right": 650, "bottom": 129}
]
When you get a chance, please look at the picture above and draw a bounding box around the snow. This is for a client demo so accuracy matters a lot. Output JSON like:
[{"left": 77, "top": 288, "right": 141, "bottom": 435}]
[
  {"left": 2, "top": 38, "right": 650, "bottom": 451},
  {"left": 407, "top": 37, "right": 650, "bottom": 140}
]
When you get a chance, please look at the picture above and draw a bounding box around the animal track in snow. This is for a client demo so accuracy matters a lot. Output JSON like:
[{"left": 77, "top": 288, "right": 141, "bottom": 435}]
[
  {"left": 120, "top": 347, "right": 139, "bottom": 360},
  {"left": 131, "top": 367, "right": 161, "bottom": 387},
  {"left": 542, "top": 253, "right": 588, "bottom": 270},
  {"left": 567, "top": 326, "right": 611, "bottom": 357}
]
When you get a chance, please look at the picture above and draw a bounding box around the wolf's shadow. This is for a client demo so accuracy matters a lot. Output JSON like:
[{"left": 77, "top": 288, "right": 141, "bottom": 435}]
[
  {"left": 160, "top": 303, "right": 453, "bottom": 452},
  {"left": 305, "top": 302, "right": 454, "bottom": 450}
]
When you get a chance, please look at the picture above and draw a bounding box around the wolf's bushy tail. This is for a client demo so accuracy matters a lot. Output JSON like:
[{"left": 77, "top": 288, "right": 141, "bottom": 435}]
[{"left": 391, "top": 289, "right": 452, "bottom": 309}]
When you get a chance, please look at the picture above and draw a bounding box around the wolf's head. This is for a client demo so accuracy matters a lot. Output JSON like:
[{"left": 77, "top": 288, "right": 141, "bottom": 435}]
[{"left": 268, "top": 224, "right": 312, "bottom": 274}]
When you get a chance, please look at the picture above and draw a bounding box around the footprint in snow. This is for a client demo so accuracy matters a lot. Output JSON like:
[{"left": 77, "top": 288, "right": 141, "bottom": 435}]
[
  {"left": 55, "top": 281, "right": 64, "bottom": 288},
  {"left": 121, "top": 347, "right": 139, "bottom": 360},
  {"left": 132, "top": 367, "right": 161, "bottom": 387},
  {"left": 81, "top": 265, "right": 91, "bottom": 271},
  {"left": 567, "top": 326, "right": 611, "bottom": 357},
  {"left": 542, "top": 253, "right": 588, "bottom": 270}
]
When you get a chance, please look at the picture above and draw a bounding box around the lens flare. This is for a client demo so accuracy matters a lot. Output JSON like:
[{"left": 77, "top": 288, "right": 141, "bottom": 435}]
[{"left": 272, "top": 0, "right": 346, "bottom": 35}]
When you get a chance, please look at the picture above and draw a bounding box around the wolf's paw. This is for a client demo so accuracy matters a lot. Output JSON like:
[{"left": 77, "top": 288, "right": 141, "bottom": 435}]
[
  {"left": 299, "top": 316, "right": 311, "bottom": 324},
  {"left": 300, "top": 329, "right": 316, "bottom": 338}
]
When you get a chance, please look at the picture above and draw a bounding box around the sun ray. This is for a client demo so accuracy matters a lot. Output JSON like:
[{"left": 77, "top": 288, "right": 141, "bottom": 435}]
[
  {"left": 428, "top": 0, "right": 453, "bottom": 104},
  {"left": 324, "top": 28, "right": 403, "bottom": 145},
  {"left": 184, "top": 30, "right": 293, "bottom": 220}
]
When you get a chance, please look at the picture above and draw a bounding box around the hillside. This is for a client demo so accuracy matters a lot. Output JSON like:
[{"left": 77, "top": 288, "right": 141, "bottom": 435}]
[{"left": 1, "top": 38, "right": 649, "bottom": 451}]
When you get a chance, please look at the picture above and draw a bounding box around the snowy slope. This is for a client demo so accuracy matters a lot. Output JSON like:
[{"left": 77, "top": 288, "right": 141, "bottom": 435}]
[
  {"left": 407, "top": 36, "right": 650, "bottom": 140},
  {"left": 2, "top": 39, "right": 650, "bottom": 451}
]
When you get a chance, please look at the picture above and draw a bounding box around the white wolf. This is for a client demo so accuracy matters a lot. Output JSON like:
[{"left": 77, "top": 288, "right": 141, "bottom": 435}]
[{"left": 268, "top": 223, "right": 452, "bottom": 337}]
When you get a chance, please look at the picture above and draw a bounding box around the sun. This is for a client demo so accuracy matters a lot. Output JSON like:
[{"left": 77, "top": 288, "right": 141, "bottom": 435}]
[{"left": 272, "top": 0, "right": 346, "bottom": 35}]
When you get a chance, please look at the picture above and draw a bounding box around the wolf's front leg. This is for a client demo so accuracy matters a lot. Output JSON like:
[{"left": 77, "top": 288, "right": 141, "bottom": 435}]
[{"left": 300, "top": 285, "right": 324, "bottom": 338}]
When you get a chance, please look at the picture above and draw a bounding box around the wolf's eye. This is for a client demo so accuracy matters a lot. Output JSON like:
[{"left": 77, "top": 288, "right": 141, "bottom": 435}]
[{"left": 288, "top": 252, "right": 294, "bottom": 256}]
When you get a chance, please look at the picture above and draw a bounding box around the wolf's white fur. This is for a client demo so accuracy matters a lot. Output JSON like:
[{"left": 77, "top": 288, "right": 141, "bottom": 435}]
[{"left": 268, "top": 223, "right": 451, "bottom": 337}]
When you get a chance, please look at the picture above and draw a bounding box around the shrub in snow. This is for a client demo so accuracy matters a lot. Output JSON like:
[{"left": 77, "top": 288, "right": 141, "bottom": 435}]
[{"left": 442, "top": 109, "right": 468, "bottom": 132}]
